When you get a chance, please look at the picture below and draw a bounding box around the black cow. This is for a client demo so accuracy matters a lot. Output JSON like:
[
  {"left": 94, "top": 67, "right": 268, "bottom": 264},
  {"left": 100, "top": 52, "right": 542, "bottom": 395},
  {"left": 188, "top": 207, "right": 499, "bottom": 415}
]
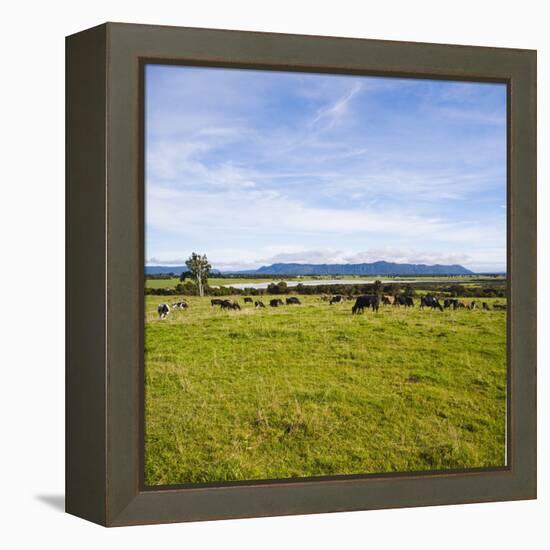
[
  {"left": 286, "top": 297, "right": 301, "bottom": 305},
  {"left": 329, "top": 295, "right": 344, "bottom": 305},
  {"left": 482, "top": 302, "right": 491, "bottom": 311},
  {"left": 420, "top": 294, "right": 443, "bottom": 311},
  {"left": 395, "top": 295, "right": 414, "bottom": 308},
  {"left": 157, "top": 303, "right": 170, "bottom": 319},
  {"left": 244, "top": 297, "right": 253, "bottom": 304},
  {"left": 211, "top": 298, "right": 223, "bottom": 306},
  {"left": 352, "top": 295, "right": 380, "bottom": 314},
  {"left": 444, "top": 298, "right": 459, "bottom": 310},
  {"left": 255, "top": 300, "right": 265, "bottom": 308},
  {"left": 221, "top": 299, "right": 241, "bottom": 310},
  {"left": 270, "top": 299, "right": 284, "bottom": 307}
]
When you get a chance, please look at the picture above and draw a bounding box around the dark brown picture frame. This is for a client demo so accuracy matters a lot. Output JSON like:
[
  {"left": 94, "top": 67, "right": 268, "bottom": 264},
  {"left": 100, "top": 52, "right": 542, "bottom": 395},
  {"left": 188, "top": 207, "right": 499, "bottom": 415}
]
[{"left": 66, "top": 22, "right": 537, "bottom": 527}]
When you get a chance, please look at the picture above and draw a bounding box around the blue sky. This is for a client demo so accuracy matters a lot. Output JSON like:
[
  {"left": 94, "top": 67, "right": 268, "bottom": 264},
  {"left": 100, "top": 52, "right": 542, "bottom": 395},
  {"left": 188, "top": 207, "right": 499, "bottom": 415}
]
[{"left": 145, "top": 64, "right": 507, "bottom": 272}]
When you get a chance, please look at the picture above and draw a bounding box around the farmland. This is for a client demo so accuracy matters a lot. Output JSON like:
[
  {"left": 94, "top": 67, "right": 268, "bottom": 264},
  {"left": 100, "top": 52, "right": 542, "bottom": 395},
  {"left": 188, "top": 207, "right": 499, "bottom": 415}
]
[
  {"left": 145, "top": 274, "right": 506, "bottom": 289},
  {"left": 144, "top": 292, "right": 507, "bottom": 486}
]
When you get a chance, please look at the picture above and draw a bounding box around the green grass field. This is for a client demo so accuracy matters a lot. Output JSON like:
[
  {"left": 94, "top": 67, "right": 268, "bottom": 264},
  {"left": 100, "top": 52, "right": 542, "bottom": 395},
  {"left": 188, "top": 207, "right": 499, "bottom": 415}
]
[{"left": 144, "top": 294, "right": 507, "bottom": 486}]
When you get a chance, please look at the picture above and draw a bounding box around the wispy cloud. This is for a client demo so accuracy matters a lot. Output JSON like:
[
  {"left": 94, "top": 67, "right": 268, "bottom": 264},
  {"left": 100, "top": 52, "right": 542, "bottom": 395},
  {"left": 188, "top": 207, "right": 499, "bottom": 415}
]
[
  {"left": 145, "top": 65, "right": 507, "bottom": 273},
  {"left": 312, "top": 82, "right": 363, "bottom": 128}
]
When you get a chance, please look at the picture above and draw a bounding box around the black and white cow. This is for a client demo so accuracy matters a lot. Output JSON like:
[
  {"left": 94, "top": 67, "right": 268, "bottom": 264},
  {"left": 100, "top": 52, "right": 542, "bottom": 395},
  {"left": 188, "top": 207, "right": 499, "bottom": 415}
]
[
  {"left": 157, "top": 303, "right": 170, "bottom": 319},
  {"left": 420, "top": 294, "right": 443, "bottom": 311}
]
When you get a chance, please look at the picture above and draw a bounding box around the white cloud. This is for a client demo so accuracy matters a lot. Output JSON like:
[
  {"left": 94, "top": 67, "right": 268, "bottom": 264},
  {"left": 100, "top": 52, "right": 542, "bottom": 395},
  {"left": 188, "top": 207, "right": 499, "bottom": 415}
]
[
  {"left": 258, "top": 249, "right": 346, "bottom": 265},
  {"left": 342, "top": 248, "right": 471, "bottom": 265},
  {"left": 312, "top": 82, "right": 363, "bottom": 128},
  {"left": 146, "top": 183, "right": 468, "bottom": 240},
  {"left": 145, "top": 66, "right": 506, "bottom": 274},
  {"left": 148, "top": 246, "right": 506, "bottom": 273}
]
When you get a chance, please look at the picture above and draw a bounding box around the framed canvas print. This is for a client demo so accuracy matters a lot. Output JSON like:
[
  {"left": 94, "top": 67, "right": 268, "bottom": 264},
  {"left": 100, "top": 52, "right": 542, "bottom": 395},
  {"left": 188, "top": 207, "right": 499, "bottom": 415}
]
[{"left": 66, "top": 22, "right": 537, "bottom": 526}]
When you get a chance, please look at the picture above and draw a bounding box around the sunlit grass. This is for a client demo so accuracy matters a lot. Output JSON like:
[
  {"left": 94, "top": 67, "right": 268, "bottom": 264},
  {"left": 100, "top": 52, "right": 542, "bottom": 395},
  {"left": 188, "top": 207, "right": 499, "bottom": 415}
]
[{"left": 144, "top": 294, "right": 507, "bottom": 485}]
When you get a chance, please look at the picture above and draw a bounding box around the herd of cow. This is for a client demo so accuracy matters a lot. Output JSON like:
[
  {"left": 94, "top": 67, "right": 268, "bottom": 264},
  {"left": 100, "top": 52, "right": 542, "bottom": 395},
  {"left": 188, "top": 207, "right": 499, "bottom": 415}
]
[{"left": 156, "top": 293, "right": 506, "bottom": 319}]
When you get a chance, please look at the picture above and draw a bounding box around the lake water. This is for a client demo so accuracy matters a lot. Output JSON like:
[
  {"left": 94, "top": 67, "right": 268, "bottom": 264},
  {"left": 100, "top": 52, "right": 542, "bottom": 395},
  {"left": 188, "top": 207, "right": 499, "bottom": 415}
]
[{"left": 221, "top": 278, "right": 472, "bottom": 290}]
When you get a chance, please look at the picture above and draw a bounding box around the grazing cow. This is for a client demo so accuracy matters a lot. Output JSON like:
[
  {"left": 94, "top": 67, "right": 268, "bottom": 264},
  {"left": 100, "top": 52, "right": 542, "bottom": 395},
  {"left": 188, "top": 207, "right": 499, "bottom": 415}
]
[
  {"left": 382, "top": 295, "right": 396, "bottom": 306},
  {"left": 352, "top": 295, "right": 380, "bottom": 314},
  {"left": 482, "top": 302, "right": 491, "bottom": 311},
  {"left": 444, "top": 298, "right": 459, "bottom": 310},
  {"left": 395, "top": 295, "right": 414, "bottom": 308},
  {"left": 329, "top": 295, "right": 344, "bottom": 305},
  {"left": 211, "top": 298, "right": 223, "bottom": 306},
  {"left": 286, "top": 297, "right": 301, "bottom": 305},
  {"left": 493, "top": 303, "right": 507, "bottom": 310},
  {"left": 420, "top": 294, "right": 443, "bottom": 311},
  {"left": 157, "top": 303, "right": 170, "bottom": 319},
  {"left": 470, "top": 301, "right": 477, "bottom": 310},
  {"left": 221, "top": 299, "right": 241, "bottom": 310},
  {"left": 172, "top": 300, "right": 188, "bottom": 309},
  {"left": 255, "top": 300, "right": 265, "bottom": 308},
  {"left": 244, "top": 297, "right": 253, "bottom": 304},
  {"left": 270, "top": 298, "right": 284, "bottom": 307}
]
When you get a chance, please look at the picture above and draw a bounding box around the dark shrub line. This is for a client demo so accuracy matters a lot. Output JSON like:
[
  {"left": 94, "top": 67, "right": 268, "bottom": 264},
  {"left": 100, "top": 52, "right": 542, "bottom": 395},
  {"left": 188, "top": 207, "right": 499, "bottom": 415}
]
[{"left": 146, "top": 280, "right": 506, "bottom": 298}]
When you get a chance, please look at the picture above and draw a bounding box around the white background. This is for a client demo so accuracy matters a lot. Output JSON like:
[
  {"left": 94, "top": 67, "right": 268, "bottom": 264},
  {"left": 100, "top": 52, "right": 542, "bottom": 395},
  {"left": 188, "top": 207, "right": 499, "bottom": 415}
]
[{"left": 0, "top": 0, "right": 547, "bottom": 547}]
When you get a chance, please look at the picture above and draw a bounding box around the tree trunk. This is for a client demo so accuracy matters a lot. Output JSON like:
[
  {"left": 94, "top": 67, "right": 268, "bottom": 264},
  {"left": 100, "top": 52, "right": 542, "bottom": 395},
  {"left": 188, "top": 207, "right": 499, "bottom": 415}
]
[{"left": 197, "top": 274, "right": 203, "bottom": 297}]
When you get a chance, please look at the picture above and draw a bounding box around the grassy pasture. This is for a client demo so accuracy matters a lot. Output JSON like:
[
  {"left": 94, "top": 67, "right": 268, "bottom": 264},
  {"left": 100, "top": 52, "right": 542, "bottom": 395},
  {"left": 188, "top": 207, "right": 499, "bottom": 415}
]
[{"left": 144, "top": 294, "right": 507, "bottom": 486}]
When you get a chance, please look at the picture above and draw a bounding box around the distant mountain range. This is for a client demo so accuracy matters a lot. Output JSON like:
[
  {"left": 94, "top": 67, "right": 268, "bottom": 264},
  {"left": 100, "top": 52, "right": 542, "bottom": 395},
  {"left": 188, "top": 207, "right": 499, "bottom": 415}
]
[
  {"left": 146, "top": 261, "right": 474, "bottom": 276},
  {"left": 238, "top": 261, "right": 473, "bottom": 276},
  {"left": 145, "top": 266, "right": 221, "bottom": 276},
  {"left": 146, "top": 265, "right": 190, "bottom": 276}
]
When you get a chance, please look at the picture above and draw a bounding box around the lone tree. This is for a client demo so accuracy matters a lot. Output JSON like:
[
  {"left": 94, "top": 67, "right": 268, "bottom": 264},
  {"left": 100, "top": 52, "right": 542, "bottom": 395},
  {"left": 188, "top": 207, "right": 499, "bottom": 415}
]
[{"left": 185, "top": 253, "right": 211, "bottom": 297}]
